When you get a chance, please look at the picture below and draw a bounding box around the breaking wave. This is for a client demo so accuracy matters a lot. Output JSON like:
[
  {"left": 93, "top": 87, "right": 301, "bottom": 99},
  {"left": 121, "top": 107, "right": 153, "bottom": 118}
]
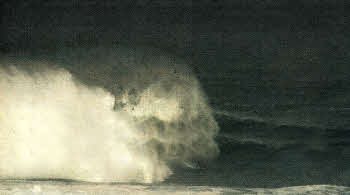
[{"left": 0, "top": 46, "right": 219, "bottom": 183}]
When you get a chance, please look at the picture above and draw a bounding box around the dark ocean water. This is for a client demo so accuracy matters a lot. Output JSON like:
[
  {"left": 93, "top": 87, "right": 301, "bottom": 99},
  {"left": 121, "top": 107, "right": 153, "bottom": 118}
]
[{"left": 160, "top": 75, "right": 350, "bottom": 188}]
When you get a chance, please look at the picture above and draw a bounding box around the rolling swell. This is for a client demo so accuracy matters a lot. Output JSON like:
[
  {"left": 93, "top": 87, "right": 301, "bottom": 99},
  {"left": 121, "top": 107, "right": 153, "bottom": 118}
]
[{"left": 164, "top": 109, "right": 350, "bottom": 187}]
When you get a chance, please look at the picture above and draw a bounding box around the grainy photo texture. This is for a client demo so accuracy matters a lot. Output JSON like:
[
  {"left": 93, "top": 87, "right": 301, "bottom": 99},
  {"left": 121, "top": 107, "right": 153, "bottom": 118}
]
[{"left": 0, "top": 1, "right": 349, "bottom": 194}]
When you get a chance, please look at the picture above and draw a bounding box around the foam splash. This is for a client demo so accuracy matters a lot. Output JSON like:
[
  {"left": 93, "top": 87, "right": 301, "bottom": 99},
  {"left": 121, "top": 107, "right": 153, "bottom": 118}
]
[{"left": 0, "top": 49, "right": 219, "bottom": 183}]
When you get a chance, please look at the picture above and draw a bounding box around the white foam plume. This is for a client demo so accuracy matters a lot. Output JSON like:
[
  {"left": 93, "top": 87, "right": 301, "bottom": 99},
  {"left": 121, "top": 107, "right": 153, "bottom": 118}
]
[{"left": 0, "top": 51, "right": 219, "bottom": 183}]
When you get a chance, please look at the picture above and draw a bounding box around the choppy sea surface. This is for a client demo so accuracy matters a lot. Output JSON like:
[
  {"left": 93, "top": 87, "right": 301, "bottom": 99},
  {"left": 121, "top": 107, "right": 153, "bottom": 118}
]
[{"left": 0, "top": 180, "right": 348, "bottom": 195}]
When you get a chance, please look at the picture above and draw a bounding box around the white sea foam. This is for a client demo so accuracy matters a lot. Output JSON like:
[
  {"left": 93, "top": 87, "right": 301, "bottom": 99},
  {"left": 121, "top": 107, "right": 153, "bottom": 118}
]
[
  {"left": 0, "top": 182, "right": 347, "bottom": 195},
  {"left": 0, "top": 48, "right": 219, "bottom": 183}
]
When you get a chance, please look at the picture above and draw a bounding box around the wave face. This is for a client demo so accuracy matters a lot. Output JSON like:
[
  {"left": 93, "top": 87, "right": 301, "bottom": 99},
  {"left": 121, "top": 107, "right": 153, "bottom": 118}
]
[{"left": 0, "top": 46, "right": 219, "bottom": 183}]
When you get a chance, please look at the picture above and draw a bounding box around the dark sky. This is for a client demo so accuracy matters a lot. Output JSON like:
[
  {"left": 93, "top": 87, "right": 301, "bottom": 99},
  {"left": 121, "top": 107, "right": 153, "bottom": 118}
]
[{"left": 1, "top": 0, "right": 350, "bottom": 187}]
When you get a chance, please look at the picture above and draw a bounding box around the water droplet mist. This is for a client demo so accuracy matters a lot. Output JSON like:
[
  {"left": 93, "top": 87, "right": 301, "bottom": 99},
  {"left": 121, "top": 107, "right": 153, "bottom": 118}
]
[{"left": 0, "top": 46, "right": 219, "bottom": 183}]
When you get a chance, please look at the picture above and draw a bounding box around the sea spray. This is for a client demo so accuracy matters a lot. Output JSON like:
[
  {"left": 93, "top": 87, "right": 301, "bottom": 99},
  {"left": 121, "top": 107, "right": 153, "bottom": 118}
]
[{"left": 0, "top": 46, "right": 219, "bottom": 183}]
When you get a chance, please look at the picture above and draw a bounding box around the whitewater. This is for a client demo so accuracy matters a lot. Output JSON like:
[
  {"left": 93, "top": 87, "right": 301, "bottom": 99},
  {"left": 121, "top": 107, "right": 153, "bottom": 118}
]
[{"left": 0, "top": 181, "right": 348, "bottom": 195}]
